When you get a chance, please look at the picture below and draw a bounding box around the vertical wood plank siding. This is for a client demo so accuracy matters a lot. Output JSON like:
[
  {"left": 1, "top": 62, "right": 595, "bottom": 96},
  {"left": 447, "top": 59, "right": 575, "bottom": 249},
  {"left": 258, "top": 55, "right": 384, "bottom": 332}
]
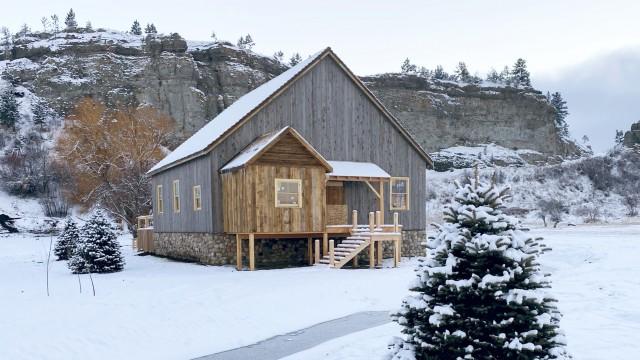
[{"left": 153, "top": 56, "right": 427, "bottom": 232}]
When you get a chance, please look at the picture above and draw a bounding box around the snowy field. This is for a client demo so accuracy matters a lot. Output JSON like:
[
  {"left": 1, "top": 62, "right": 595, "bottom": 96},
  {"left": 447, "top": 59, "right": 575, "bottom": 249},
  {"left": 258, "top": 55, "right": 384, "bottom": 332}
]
[{"left": 1, "top": 224, "right": 639, "bottom": 360}]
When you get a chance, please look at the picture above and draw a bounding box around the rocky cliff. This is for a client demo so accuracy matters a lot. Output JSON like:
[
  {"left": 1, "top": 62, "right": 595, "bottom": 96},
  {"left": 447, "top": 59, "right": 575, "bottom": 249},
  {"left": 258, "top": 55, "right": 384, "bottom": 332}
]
[
  {"left": 1, "top": 29, "right": 580, "bottom": 159},
  {"left": 623, "top": 121, "right": 640, "bottom": 148}
]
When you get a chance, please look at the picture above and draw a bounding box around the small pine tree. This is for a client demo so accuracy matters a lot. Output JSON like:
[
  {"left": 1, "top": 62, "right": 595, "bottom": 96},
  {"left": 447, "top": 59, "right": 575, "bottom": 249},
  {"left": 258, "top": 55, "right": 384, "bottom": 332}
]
[
  {"left": 433, "top": 65, "right": 447, "bottom": 80},
  {"left": 17, "top": 23, "right": 31, "bottom": 38},
  {"left": 54, "top": 218, "right": 80, "bottom": 261},
  {"left": 85, "top": 21, "right": 93, "bottom": 32},
  {"left": 64, "top": 9, "right": 77, "bottom": 31},
  {"left": 145, "top": 23, "right": 157, "bottom": 34},
  {"left": 243, "top": 34, "right": 254, "bottom": 50},
  {"left": 455, "top": 61, "right": 471, "bottom": 82},
  {"left": 68, "top": 211, "right": 124, "bottom": 274},
  {"left": 486, "top": 68, "right": 500, "bottom": 83},
  {"left": 499, "top": 65, "right": 511, "bottom": 84},
  {"left": 550, "top": 92, "right": 569, "bottom": 137},
  {"left": 32, "top": 98, "right": 48, "bottom": 129},
  {"left": 50, "top": 14, "right": 60, "bottom": 33},
  {"left": 389, "top": 170, "right": 570, "bottom": 360},
  {"left": 401, "top": 58, "right": 417, "bottom": 73},
  {"left": 289, "top": 53, "right": 302, "bottom": 66},
  {"left": 130, "top": 20, "right": 142, "bottom": 35},
  {"left": 615, "top": 130, "right": 625, "bottom": 145},
  {"left": 209, "top": 30, "right": 216, "bottom": 40},
  {"left": 273, "top": 50, "right": 284, "bottom": 63},
  {"left": 511, "top": 58, "right": 531, "bottom": 87},
  {"left": 0, "top": 85, "right": 19, "bottom": 130}
]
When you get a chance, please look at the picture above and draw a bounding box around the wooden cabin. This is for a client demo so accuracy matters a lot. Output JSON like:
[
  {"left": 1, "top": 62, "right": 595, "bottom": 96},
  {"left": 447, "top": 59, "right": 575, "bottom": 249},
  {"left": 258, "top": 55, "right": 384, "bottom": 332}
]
[{"left": 143, "top": 47, "right": 433, "bottom": 270}]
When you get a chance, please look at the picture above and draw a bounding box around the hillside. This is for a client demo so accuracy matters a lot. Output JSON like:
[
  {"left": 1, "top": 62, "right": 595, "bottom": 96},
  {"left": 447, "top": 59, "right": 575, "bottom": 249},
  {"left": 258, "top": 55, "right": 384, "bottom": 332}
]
[{"left": 1, "top": 29, "right": 580, "bottom": 158}]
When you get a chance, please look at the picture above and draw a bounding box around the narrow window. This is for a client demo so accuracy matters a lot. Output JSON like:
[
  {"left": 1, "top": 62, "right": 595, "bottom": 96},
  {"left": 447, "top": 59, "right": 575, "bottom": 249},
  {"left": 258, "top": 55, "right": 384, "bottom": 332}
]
[
  {"left": 172, "top": 180, "right": 180, "bottom": 213},
  {"left": 193, "top": 185, "right": 202, "bottom": 211},
  {"left": 390, "top": 177, "right": 410, "bottom": 211},
  {"left": 275, "top": 179, "right": 302, "bottom": 208},
  {"left": 156, "top": 185, "right": 164, "bottom": 214}
]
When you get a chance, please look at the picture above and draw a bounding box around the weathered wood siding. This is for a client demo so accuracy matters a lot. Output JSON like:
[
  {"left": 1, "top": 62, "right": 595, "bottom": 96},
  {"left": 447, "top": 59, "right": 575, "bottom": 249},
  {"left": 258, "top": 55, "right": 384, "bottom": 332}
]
[
  {"left": 222, "top": 165, "right": 326, "bottom": 233},
  {"left": 208, "top": 56, "right": 427, "bottom": 231},
  {"left": 151, "top": 155, "right": 213, "bottom": 233}
]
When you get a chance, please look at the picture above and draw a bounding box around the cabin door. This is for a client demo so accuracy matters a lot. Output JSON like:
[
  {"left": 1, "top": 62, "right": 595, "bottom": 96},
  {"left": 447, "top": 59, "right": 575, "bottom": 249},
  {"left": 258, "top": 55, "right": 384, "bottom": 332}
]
[{"left": 326, "top": 181, "right": 347, "bottom": 225}]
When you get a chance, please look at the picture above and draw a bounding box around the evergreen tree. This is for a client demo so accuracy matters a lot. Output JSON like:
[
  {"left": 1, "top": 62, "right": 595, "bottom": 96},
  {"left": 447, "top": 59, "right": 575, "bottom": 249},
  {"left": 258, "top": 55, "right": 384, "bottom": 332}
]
[
  {"left": 499, "top": 65, "right": 511, "bottom": 84},
  {"left": 54, "top": 218, "right": 80, "bottom": 261},
  {"left": 273, "top": 50, "right": 284, "bottom": 63},
  {"left": 455, "top": 61, "right": 471, "bottom": 82},
  {"left": 32, "top": 98, "right": 49, "bottom": 129},
  {"left": 417, "top": 66, "right": 432, "bottom": 78},
  {"left": 145, "top": 23, "right": 158, "bottom": 34},
  {"left": 511, "top": 58, "right": 531, "bottom": 87},
  {"left": 486, "top": 68, "right": 500, "bottom": 83},
  {"left": 401, "top": 58, "right": 417, "bottom": 73},
  {"left": 17, "top": 23, "right": 31, "bottom": 38},
  {"left": 85, "top": 21, "right": 93, "bottom": 32},
  {"left": 130, "top": 20, "right": 142, "bottom": 35},
  {"left": 289, "top": 53, "right": 302, "bottom": 66},
  {"left": 615, "top": 130, "right": 625, "bottom": 145},
  {"left": 50, "top": 14, "right": 60, "bottom": 33},
  {"left": 64, "top": 9, "right": 77, "bottom": 31},
  {"left": 550, "top": 92, "right": 569, "bottom": 137},
  {"left": 68, "top": 211, "right": 124, "bottom": 274},
  {"left": 433, "top": 65, "right": 447, "bottom": 80},
  {"left": 243, "top": 34, "right": 254, "bottom": 50},
  {"left": 209, "top": 30, "right": 216, "bottom": 40},
  {"left": 0, "top": 85, "right": 19, "bottom": 130},
  {"left": 389, "top": 171, "right": 569, "bottom": 360},
  {"left": 1, "top": 26, "right": 11, "bottom": 60}
]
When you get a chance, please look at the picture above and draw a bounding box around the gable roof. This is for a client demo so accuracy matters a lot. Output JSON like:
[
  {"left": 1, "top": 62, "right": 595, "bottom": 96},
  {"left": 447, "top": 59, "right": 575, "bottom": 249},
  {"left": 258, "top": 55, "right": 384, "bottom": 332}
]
[
  {"left": 220, "top": 126, "right": 332, "bottom": 173},
  {"left": 148, "top": 47, "right": 432, "bottom": 175}
]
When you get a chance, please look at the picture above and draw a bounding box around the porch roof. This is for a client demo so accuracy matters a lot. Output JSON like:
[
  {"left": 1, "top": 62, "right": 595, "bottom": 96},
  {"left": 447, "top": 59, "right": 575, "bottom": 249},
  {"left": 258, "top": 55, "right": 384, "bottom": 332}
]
[{"left": 326, "top": 161, "right": 390, "bottom": 181}]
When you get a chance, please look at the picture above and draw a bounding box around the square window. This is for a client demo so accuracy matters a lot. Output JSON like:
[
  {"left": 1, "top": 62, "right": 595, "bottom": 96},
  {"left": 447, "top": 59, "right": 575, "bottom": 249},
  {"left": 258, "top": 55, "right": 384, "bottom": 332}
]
[{"left": 275, "top": 179, "right": 302, "bottom": 208}]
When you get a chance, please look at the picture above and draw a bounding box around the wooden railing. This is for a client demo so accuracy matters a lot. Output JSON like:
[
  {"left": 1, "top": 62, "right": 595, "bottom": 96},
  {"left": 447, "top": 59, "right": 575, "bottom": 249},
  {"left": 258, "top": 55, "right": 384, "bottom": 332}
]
[{"left": 136, "top": 215, "right": 154, "bottom": 253}]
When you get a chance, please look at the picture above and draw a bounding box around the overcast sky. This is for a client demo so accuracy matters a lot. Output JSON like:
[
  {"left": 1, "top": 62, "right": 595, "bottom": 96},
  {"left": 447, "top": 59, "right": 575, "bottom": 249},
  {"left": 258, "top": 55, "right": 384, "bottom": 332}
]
[{"left": 3, "top": 0, "right": 640, "bottom": 152}]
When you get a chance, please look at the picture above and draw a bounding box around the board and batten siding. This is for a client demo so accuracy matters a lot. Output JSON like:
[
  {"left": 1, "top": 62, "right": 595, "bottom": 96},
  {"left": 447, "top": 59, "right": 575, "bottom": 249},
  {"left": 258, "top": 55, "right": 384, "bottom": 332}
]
[
  {"left": 152, "top": 155, "right": 213, "bottom": 233},
  {"left": 222, "top": 165, "right": 326, "bottom": 234},
  {"left": 206, "top": 56, "right": 427, "bottom": 232}
]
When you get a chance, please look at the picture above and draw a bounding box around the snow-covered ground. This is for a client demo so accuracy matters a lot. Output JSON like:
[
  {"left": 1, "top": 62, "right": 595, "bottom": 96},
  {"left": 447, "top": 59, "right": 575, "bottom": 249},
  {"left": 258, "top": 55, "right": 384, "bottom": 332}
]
[
  {"left": 283, "top": 225, "right": 640, "bottom": 360},
  {"left": 1, "top": 224, "right": 638, "bottom": 359}
]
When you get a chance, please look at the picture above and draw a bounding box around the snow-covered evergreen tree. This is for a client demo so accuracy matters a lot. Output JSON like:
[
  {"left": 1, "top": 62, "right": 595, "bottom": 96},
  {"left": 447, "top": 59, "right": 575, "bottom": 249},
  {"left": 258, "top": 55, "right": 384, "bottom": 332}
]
[
  {"left": 401, "top": 58, "right": 417, "bottom": 74},
  {"left": 64, "top": 9, "right": 77, "bottom": 31},
  {"left": 433, "top": 65, "right": 447, "bottom": 80},
  {"left": 455, "top": 62, "right": 471, "bottom": 82},
  {"left": 54, "top": 218, "right": 80, "bottom": 261},
  {"left": 145, "top": 23, "right": 158, "bottom": 34},
  {"left": 550, "top": 92, "right": 569, "bottom": 137},
  {"left": 511, "top": 58, "right": 531, "bottom": 87},
  {"left": 68, "top": 211, "right": 124, "bottom": 274},
  {"left": 486, "top": 68, "right": 500, "bottom": 83},
  {"left": 130, "top": 20, "right": 142, "bottom": 35},
  {"left": 388, "top": 171, "right": 570, "bottom": 360},
  {"left": 0, "top": 85, "right": 19, "bottom": 130},
  {"left": 289, "top": 53, "right": 302, "bottom": 66}
]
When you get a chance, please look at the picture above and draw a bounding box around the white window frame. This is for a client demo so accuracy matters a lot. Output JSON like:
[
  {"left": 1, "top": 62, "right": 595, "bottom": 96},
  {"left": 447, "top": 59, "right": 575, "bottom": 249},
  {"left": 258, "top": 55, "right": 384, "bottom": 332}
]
[
  {"left": 156, "top": 185, "right": 164, "bottom": 214},
  {"left": 193, "top": 185, "right": 202, "bottom": 211},
  {"left": 172, "top": 180, "right": 180, "bottom": 213},
  {"left": 390, "top": 177, "right": 410, "bottom": 211},
  {"left": 275, "top": 178, "right": 302, "bottom": 208}
]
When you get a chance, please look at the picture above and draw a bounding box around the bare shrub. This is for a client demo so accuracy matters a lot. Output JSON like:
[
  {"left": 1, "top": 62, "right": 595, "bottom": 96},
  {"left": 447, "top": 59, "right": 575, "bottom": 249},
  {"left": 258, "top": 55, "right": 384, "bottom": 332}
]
[
  {"left": 623, "top": 195, "right": 639, "bottom": 216},
  {"left": 575, "top": 204, "right": 601, "bottom": 223},
  {"left": 537, "top": 199, "right": 567, "bottom": 227}
]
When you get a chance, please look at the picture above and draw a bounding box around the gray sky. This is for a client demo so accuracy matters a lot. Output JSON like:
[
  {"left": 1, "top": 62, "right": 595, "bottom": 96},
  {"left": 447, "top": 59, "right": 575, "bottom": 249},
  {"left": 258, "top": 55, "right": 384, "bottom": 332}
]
[{"left": 3, "top": 0, "right": 640, "bottom": 152}]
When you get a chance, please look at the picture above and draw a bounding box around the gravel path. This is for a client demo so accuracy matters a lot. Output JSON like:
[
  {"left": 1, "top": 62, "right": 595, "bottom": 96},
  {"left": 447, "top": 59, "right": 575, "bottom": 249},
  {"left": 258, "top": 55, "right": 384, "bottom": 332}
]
[{"left": 192, "top": 311, "right": 390, "bottom": 360}]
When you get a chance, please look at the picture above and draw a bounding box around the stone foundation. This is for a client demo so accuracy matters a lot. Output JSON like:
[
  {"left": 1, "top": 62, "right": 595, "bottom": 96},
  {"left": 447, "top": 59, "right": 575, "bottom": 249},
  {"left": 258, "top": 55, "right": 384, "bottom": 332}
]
[{"left": 153, "top": 229, "right": 426, "bottom": 267}]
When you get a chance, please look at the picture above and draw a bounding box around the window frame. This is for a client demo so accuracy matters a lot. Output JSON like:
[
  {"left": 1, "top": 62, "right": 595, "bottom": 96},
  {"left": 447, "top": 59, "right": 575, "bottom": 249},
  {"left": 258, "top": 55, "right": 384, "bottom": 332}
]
[
  {"left": 389, "top": 177, "right": 410, "bottom": 211},
  {"left": 193, "top": 185, "right": 202, "bottom": 211},
  {"left": 156, "top": 185, "right": 164, "bottom": 214},
  {"left": 274, "top": 178, "right": 303, "bottom": 208},
  {"left": 172, "top": 180, "right": 180, "bottom": 213}
]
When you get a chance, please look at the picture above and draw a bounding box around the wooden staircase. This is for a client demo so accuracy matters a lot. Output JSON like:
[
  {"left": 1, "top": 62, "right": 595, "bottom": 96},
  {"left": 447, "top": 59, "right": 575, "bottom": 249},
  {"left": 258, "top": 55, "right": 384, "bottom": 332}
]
[{"left": 317, "top": 211, "right": 402, "bottom": 269}]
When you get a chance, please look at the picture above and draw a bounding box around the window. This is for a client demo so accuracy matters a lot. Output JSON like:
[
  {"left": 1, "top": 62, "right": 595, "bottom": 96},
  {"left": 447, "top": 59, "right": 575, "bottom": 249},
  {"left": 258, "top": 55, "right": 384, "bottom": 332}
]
[
  {"left": 390, "top": 177, "right": 410, "bottom": 211},
  {"left": 156, "top": 185, "right": 164, "bottom": 214},
  {"left": 275, "top": 179, "right": 302, "bottom": 208},
  {"left": 172, "top": 180, "right": 180, "bottom": 213},
  {"left": 193, "top": 185, "right": 202, "bottom": 211}
]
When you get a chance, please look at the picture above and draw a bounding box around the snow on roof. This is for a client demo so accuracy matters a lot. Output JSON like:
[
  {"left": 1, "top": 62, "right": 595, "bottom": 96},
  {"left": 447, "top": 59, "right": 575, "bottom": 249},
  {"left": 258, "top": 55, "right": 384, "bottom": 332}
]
[
  {"left": 220, "top": 127, "right": 289, "bottom": 172},
  {"left": 148, "top": 50, "right": 326, "bottom": 174},
  {"left": 327, "top": 161, "right": 390, "bottom": 179}
]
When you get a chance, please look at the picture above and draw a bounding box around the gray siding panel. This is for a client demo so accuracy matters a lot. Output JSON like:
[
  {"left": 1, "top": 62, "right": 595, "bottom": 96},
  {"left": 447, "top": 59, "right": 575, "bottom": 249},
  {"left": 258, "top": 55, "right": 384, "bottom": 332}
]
[
  {"left": 154, "top": 56, "right": 427, "bottom": 233},
  {"left": 152, "top": 155, "right": 212, "bottom": 233}
]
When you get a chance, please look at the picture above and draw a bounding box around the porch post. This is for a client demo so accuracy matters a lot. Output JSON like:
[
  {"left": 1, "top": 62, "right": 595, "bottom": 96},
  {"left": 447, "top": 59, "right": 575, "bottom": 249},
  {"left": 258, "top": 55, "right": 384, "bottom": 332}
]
[
  {"left": 369, "top": 241, "right": 375, "bottom": 269},
  {"left": 379, "top": 180, "right": 384, "bottom": 224},
  {"left": 249, "top": 233, "right": 255, "bottom": 271},
  {"left": 322, "top": 233, "right": 328, "bottom": 257},
  {"left": 236, "top": 234, "right": 242, "bottom": 271},
  {"left": 307, "top": 237, "right": 313, "bottom": 265}
]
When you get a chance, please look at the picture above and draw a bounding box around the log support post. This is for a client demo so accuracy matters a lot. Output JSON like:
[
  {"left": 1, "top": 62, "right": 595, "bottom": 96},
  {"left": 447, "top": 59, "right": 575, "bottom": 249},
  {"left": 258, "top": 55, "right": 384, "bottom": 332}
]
[
  {"left": 369, "top": 240, "right": 375, "bottom": 269},
  {"left": 307, "top": 237, "right": 313, "bottom": 265},
  {"left": 322, "top": 233, "right": 328, "bottom": 257},
  {"left": 236, "top": 234, "right": 242, "bottom": 271},
  {"left": 329, "top": 239, "right": 335, "bottom": 267},
  {"left": 314, "top": 239, "right": 320, "bottom": 265},
  {"left": 249, "top": 233, "right": 255, "bottom": 271}
]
